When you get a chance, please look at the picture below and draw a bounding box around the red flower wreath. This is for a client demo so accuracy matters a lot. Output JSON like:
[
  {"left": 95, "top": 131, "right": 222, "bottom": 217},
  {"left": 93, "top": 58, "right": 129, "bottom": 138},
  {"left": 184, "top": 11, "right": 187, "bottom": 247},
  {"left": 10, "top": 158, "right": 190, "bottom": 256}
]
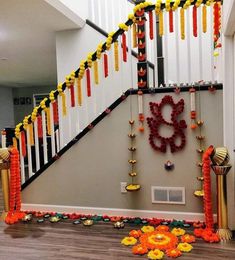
[{"left": 147, "top": 95, "right": 187, "bottom": 153}]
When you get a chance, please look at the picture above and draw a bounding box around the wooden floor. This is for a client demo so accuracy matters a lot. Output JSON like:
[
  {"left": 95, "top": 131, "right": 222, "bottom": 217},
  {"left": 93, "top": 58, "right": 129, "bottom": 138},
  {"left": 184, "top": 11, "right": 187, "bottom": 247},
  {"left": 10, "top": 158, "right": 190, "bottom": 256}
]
[{"left": 0, "top": 220, "right": 235, "bottom": 260}]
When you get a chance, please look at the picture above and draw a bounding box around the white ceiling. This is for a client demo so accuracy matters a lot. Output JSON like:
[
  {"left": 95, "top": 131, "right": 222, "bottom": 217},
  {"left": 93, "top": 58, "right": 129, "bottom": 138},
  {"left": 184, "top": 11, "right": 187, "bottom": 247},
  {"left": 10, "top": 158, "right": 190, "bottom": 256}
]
[{"left": 0, "top": 0, "right": 82, "bottom": 88}]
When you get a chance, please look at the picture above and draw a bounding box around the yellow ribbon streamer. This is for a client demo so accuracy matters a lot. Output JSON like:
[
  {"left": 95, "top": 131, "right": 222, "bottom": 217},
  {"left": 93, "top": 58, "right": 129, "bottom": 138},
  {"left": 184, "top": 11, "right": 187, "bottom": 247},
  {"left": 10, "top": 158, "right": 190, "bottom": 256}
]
[
  {"left": 159, "top": 11, "right": 164, "bottom": 36},
  {"left": 77, "top": 78, "right": 82, "bottom": 106},
  {"left": 202, "top": 5, "right": 207, "bottom": 33},
  {"left": 45, "top": 108, "right": 51, "bottom": 136},
  {"left": 93, "top": 60, "right": 99, "bottom": 85},
  {"left": 12, "top": 137, "right": 18, "bottom": 148},
  {"left": 29, "top": 124, "right": 34, "bottom": 145},
  {"left": 180, "top": 8, "right": 185, "bottom": 40},
  {"left": 61, "top": 93, "right": 67, "bottom": 116},
  {"left": 132, "top": 23, "right": 137, "bottom": 48},
  {"left": 114, "top": 41, "right": 119, "bottom": 71}
]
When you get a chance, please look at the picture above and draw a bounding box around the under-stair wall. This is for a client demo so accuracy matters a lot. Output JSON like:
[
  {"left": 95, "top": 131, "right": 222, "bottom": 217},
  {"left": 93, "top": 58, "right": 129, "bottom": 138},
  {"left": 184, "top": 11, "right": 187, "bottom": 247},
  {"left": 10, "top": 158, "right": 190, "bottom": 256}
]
[{"left": 22, "top": 89, "right": 223, "bottom": 221}]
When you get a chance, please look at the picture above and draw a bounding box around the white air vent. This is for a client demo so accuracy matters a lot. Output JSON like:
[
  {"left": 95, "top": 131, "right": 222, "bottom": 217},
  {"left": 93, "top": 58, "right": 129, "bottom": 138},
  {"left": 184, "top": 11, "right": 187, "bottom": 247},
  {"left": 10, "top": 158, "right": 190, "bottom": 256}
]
[{"left": 151, "top": 186, "right": 185, "bottom": 205}]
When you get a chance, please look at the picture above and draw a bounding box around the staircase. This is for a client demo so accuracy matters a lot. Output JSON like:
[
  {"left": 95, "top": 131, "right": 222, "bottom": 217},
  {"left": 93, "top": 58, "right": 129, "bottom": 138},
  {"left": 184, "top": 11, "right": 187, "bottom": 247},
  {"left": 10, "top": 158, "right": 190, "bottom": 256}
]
[{"left": 1, "top": 1, "right": 223, "bottom": 207}]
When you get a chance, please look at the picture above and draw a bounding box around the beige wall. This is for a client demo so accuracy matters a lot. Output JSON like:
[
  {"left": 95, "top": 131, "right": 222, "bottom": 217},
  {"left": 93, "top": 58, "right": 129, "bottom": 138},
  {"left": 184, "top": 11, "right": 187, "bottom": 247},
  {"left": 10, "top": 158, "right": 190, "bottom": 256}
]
[{"left": 22, "top": 90, "right": 223, "bottom": 214}]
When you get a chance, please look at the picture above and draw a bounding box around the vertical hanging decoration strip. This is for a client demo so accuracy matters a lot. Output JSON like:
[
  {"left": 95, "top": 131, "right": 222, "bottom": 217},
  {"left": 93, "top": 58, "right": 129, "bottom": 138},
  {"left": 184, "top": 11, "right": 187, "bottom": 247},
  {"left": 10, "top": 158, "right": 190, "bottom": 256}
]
[
  {"left": 213, "top": 2, "right": 220, "bottom": 37},
  {"left": 149, "top": 11, "right": 154, "bottom": 39},
  {"left": 122, "top": 33, "right": 127, "bottom": 62},
  {"left": 193, "top": 5, "right": 198, "bottom": 37},
  {"left": 61, "top": 93, "right": 67, "bottom": 116},
  {"left": 202, "top": 4, "right": 207, "bottom": 33},
  {"left": 86, "top": 68, "right": 91, "bottom": 97},
  {"left": 37, "top": 115, "right": 43, "bottom": 138},
  {"left": 104, "top": 53, "right": 108, "bottom": 78},
  {"left": 5, "top": 148, "right": 25, "bottom": 224},
  {"left": 190, "top": 87, "right": 197, "bottom": 129},
  {"left": 13, "top": 137, "right": 18, "bottom": 148},
  {"left": 21, "top": 131, "right": 26, "bottom": 157},
  {"left": 70, "top": 85, "right": 75, "bottom": 107},
  {"left": 46, "top": 108, "right": 51, "bottom": 135},
  {"left": 29, "top": 124, "right": 34, "bottom": 146},
  {"left": 132, "top": 23, "right": 137, "bottom": 48},
  {"left": 159, "top": 11, "right": 164, "bottom": 36},
  {"left": 169, "top": 9, "right": 174, "bottom": 33},
  {"left": 114, "top": 41, "right": 119, "bottom": 71},
  {"left": 77, "top": 79, "right": 82, "bottom": 106},
  {"left": 93, "top": 60, "right": 99, "bottom": 84},
  {"left": 180, "top": 8, "right": 185, "bottom": 40},
  {"left": 138, "top": 91, "right": 144, "bottom": 132},
  {"left": 52, "top": 101, "right": 59, "bottom": 125}
]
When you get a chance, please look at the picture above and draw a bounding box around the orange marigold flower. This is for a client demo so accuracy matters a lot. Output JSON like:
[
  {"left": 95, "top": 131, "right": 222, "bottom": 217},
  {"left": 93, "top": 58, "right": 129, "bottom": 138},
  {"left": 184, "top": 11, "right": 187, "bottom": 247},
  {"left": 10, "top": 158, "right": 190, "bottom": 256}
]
[
  {"left": 193, "top": 228, "right": 204, "bottom": 238},
  {"left": 181, "top": 234, "right": 196, "bottom": 243},
  {"left": 166, "top": 248, "right": 182, "bottom": 258},
  {"left": 129, "top": 229, "right": 143, "bottom": 238},
  {"left": 132, "top": 244, "right": 148, "bottom": 255}
]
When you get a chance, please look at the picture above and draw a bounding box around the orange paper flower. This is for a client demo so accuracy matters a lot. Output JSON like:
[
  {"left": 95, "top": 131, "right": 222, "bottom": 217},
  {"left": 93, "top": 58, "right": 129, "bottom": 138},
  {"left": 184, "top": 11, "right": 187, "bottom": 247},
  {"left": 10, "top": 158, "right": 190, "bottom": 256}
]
[
  {"left": 166, "top": 248, "right": 182, "bottom": 258},
  {"left": 129, "top": 229, "right": 142, "bottom": 238},
  {"left": 156, "top": 225, "right": 170, "bottom": 232},
  {"left": 132, "top": 244, "right": 148, "bottom": 255},
  {"left": 181, "top": 234, "right": 196, "bottom": 243}
]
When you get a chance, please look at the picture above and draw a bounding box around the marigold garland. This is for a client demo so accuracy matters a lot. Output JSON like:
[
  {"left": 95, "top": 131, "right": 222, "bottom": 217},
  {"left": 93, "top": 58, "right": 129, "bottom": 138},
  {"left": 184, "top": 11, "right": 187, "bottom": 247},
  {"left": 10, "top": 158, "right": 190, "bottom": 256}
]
[
  {"left": 122, "top": 33, "right": 127, "bottom": 62},
  {"left": 181, "top": 234, "right": 196, "bottom": 243},
  {"left": 21, "top": 131, "right": 26, "bottom": 157},
  {"left": 169, "top": 9, "right": 174, "bottom": 33},
  {"left": 104, "top": 53, "right": 108, "bottom": 78},
  {"left": 149, "top": 11, "right": 154, "bottom": 39},
  {"left": 193, "top": 5, "right": 198, "bottom": 37},
  {"left": 159, "top": 11, "right": 164, "bottom": 36},
  {"left": 93, "top": 60, "right": 99, "bottom": 84},
  {"left": 129, "top": 229, "right": 143, "bottom": 238},
  {"left": 202, "top": 4, "right": 207, "bottom": 33},
  {"left": 77, "top": 78, "right": 82, "bottom": 106},
  {"left": 114, "top": 41, "right": 119, "bottom": 71},
  {"left": 86, "top": 68, "right": 91, "bottom": 97},
  {"left": 141, "top": 225, "right": 155, "bottom": 233}
]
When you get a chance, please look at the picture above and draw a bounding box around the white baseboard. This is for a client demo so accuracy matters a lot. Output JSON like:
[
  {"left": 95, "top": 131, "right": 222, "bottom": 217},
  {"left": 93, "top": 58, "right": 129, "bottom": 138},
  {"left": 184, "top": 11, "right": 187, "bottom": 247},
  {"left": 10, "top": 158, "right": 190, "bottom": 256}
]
[{"left": 22, "top": 203, "right": 217, "bottom": 222}]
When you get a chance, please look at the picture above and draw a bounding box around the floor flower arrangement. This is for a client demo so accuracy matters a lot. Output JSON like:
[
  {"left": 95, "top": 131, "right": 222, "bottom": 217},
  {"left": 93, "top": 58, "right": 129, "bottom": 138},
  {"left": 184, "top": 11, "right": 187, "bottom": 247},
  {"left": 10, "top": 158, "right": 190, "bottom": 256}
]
[{"left": 121, "top": 225, "right": 195, "bottom": 259}]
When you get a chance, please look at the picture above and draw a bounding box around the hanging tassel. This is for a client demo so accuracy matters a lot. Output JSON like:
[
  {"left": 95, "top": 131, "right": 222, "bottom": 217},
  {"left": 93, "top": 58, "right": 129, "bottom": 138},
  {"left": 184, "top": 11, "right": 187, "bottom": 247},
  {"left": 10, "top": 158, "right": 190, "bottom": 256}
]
[
  {"left": 122, "top": 33, "right": 127, "bottom": 62},
  {"left": 104, "top": 53, "right": 108, "bottom": 78},
  {"left": 149, "top": 11, "right": 154, "bottom": 39},
  {"left": 61, "top": 92, "right": 67, "bottom": 116},
  {"left": 13, "top": 137, "right": 18, "bottom": 148},
  {"left": 70, "top": 85, "right": 75, "bottom": 107},
  {"left": 77, "top": 78, "right": 82, "bottom": 106},
  {"left": 37, "top": 115, "right": 43, "bottom": 138},
  {"left": 193, "top": 5, "right": 198, "bottom": 37},
  {"left": 52, "top": 101, "right": 59, "bottom": 125},
  {"left": 202, "top": 5, "right": 207, "bottom": 33},
  {"left": 29, "top": 124, "right": 34, "bottom": 146},
  {"left": 86, "top": 68, "right": 91, "bottom": 97},
  {"left": 93, "top": 60, "right": 99, "bottom": 84},
  {"left": 132, "top": 23, "right": 137, "bottom": 48},
  {"left": 180, "top": 8, "right": 185, "bottom": 40},
  {"left": 159, "top": 11, "right": 164, "bottom": 36},
  {"left": 114, "top": 41, "right": 119, "bottom": 71},
  {"left": 21, "top": 131, "right": 26, "bottom": 157},
  {"left": 45, "top": 108, "right": 51, "bottom": 135},
  {"left": 169, "top": 10, "right": 174, "bottom": 33}
]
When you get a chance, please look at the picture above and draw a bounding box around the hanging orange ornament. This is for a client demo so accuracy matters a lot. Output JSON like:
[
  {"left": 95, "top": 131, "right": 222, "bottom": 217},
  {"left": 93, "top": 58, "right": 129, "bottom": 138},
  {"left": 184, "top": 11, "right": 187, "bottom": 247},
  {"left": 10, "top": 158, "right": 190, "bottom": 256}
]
[
  {"left": 70, "top": 85, "right": 75, "bottom": 107},
  {"left": 37, "top": 115, "right": 43, "bottom": 138},
  {"left": 93, "top": 60, "right": 99, "bottom": 84},
  {"left": 52, "top": 101, "right": 59, "bottom": 125},
  {"left": 21, "top": 131, "right": 26, "bottom": 157},
  {"left": 159, "top": 11, "right": 164, "bottom": 36},
  {"left": 77, "top": 78, "right": 82, "bottom": 106},
  {"left": 132, "top": 23, "right": 137, "bottom": 48}
]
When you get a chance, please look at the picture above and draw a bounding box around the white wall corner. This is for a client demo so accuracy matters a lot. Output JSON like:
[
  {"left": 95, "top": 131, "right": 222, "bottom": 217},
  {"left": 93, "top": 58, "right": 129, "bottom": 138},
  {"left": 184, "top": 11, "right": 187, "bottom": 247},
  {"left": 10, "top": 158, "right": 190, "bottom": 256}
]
[
  {"left": 223, "top": 0, "right": 235, "bottom": 36},
  {"left": 44, "top": 0, "right": 86, "bottom": 28}
]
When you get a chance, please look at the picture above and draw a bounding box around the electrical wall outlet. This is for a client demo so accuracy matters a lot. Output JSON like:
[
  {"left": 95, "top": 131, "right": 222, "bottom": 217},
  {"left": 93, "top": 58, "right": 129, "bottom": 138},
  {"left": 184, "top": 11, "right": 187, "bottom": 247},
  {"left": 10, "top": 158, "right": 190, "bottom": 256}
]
[{"left": 120, "top": 182, "right": 127, "bottom": 193}]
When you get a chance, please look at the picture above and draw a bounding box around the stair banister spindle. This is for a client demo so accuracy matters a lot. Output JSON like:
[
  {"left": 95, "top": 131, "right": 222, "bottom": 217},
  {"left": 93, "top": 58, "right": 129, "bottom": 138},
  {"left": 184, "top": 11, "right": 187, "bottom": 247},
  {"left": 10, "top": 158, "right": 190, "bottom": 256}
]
[
  {"left": 175, "top": 9, "right": 180, "bottom": 85},
  {"left": 153, "top": 12, "right": 159, "bottom": 87},
  {"left": 26, "top": 127, "right": 33, "bottom": 178},
  {"left": 33, "top": 118, "right": 40, "bottom": 171},
  {"left": 49, "top": 103, "right": 56, "bottom": 157},
  {"left": 66, "top": 88, "right": 73, "bottom": 141},
  {"left": 186, "top": 7, "right": 192, "bottom": 84},
  {"left": 19, "top": 134, "right": 25, "bottom": 184},
  {"left": 41, "top": 110, "right": 48, "bottom": 164},
  {"left": 55, "top": 129, "right": 60, "bottom": 153},
  {"left": 58, "top": 94, "right": 64, "bottom": 149},
  {"left": 163, "top": 11, "right": 169, "bottom": 86}
]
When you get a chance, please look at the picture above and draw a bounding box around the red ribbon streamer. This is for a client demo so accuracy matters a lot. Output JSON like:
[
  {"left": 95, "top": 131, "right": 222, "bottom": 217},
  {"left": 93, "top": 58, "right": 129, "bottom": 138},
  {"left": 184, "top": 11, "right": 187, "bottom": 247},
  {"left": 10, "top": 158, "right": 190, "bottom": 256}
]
[
  {"left": 70, "top": 85, "right": 75, "bottom": 107},
  {"left": 149, "top": 11, "right": 154, "bottom": 39},
  {"left": 86, "top": 69, "right": 91, "bottom": 97},
  {"left": 21, "top": 131, "right": 26, "bottom": 157},
  {"left": 122, "top": 33, "right": 127, "bottom": 62},
  {"left": 193, "top": 6, "right": 197, "bottom": 37},
  {"left": 53, "top": 101, "right": 59, "bottom": 125},
  {"left": 169, "top": 10, "right": 174, "bottom": 33},
  {"left": 104, "top": 53, "right": 108, "bottom": 78},
  {"left": 37, "top": 115, "right": 43, "bottom": 138},
  {"left": 213, "top": 3, "right": 220, "bottom": 37}
]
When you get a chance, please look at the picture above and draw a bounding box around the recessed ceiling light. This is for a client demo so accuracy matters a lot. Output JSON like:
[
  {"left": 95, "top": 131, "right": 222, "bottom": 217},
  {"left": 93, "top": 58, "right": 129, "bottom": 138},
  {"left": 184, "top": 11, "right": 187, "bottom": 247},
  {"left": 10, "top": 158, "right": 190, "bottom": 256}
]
[{"left": 0, "top": 57, "right": 8, "bottom": 60}]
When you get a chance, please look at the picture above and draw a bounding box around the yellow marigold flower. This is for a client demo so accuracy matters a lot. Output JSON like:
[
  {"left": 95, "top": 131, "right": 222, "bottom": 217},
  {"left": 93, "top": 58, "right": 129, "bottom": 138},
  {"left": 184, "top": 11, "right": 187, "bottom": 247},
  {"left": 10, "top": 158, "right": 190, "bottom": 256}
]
[
  {"left": 147, "top": 249, "right": 164, "bottom": 260},
  {"left": 121, "top": 236, "right": 137, "bottom": 246},
  {"left": 141, "top": 225, "right": 155, "bottom": 233},
  {"left": 171, "top": 228, "right": 186, "bottom": 237},
  {"left": 177, "top": 242, "right": 193, "bottom": 252}
]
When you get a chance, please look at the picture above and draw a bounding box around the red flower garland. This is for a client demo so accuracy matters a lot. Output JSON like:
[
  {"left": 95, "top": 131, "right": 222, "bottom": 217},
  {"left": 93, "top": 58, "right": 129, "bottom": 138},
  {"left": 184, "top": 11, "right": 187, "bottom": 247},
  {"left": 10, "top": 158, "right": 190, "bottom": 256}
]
[
  {"left": 86, "top": 68, "right": 91, "bottom": 97},
  {"left": 193, "top": 5, "right": 197, "bottom": 37},
  {"left": 122, "top": 33, "right": 127, "bottom": 62},
  {"left": 213, "top": 3, "right": 220, "bottom": 37},
  {"left": 104, "top": 53, "right": 108, "bottom": 78},
  {"left": 147, "top": 96, "right": 187, "bottom": 153},
  {"left": 169, "top": 10, "right": 174, "bottom": 33},
  {"left": 202, "top": 146, "right": 214, "bottom": 229},
  {"left": 5, "top": 148, "right": 25, "bottom": 224},
  {"left": 149, "top": 11, "right": 154, "bottom": 39},
  {"left": 21, "top": 131, "right": 27, "bottom": 157}
]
